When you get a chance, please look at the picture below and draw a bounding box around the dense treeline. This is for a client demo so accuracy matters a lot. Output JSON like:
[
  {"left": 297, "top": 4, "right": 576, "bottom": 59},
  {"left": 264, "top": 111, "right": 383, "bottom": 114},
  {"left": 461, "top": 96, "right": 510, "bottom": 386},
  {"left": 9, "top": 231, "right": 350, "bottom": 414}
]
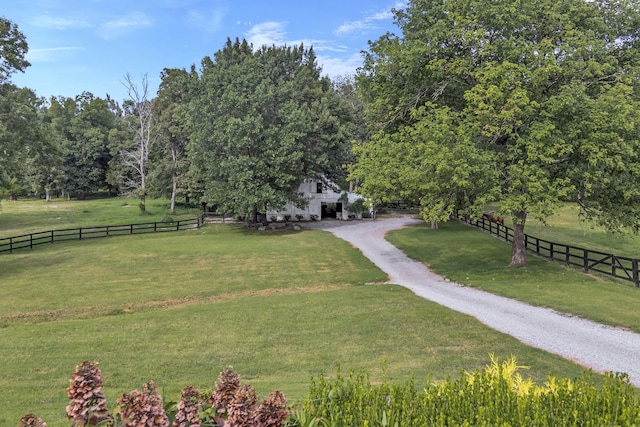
[{"left": 0, "top": 17, "right": 362, "bottom": 219}]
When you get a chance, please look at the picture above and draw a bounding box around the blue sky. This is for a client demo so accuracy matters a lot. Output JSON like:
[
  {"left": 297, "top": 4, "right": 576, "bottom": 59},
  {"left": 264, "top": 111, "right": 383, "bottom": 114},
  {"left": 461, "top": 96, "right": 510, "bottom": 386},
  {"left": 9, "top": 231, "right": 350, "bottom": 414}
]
[{"left": 4, "top": 0, "right": 405, "bottom": 103}]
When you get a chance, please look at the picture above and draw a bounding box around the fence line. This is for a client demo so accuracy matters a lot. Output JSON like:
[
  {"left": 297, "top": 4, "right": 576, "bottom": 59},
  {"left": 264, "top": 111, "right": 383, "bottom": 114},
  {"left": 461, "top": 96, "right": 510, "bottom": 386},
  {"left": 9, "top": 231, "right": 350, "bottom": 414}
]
[
  {"left": 0, "top": 214, "right": 206, "bottom": 255},
  {"left": 454, "top": 213, "right": 640, "bottom": 287}
]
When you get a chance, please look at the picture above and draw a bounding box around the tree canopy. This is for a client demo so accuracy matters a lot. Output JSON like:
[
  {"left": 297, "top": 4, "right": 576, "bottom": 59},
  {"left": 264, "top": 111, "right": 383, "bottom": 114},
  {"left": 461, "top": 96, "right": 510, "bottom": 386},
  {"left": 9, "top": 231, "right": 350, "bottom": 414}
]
[
  {"left": 352, "top": 0, "right": 640, "bottom": 265},
  {"left": 189, "top": 38, "right": 351, "bottom": 222},
  {"left": 0, "top": 17, "right": 30, "bottom": 84}
]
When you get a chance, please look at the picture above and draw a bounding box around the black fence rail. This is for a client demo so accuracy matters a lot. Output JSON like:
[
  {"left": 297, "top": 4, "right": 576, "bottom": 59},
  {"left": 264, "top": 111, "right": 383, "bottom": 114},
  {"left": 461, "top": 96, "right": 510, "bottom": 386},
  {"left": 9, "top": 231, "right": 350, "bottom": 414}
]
[
  {"left": 0, "top": 214, "right": 206, "bottom": 254},
  {"left": 454, "top": 213, "right": 640, "bottom": 287}
]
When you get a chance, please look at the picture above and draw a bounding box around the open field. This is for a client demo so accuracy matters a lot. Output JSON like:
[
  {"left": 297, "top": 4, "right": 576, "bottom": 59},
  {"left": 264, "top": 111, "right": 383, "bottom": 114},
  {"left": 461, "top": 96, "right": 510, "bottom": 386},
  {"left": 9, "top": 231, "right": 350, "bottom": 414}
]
[
  {"left": 0, "top": 198, "right": 599, "bottom": 425},
  {"left": 494, "top": 203, "right": 640, "bottom": 258},
  {"left": 0, "top": 196, "right": 203, "bottom": 239}
]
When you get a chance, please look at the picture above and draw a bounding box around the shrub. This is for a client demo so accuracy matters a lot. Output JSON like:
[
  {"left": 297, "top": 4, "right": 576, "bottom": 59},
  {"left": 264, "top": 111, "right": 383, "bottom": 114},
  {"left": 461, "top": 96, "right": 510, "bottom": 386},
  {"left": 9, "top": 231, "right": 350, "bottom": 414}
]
[{"left": 293, "top": 356, "right": 640, "bottom": 426}]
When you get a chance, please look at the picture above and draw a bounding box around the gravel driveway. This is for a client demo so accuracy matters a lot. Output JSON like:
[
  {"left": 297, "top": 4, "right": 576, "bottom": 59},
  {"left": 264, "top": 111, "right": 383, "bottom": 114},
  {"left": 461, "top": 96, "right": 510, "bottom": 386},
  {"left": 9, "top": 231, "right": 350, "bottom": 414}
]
[{"left": 310, "top": 216, "right": 640, "bottom": 386}]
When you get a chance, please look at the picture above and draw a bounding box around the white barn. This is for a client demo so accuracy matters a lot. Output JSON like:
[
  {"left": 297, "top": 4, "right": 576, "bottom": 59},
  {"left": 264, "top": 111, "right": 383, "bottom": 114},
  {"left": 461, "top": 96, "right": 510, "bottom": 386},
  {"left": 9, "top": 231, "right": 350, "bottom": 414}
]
[{"left": 267, "top": 178, "right": 364, "bottom": 221}]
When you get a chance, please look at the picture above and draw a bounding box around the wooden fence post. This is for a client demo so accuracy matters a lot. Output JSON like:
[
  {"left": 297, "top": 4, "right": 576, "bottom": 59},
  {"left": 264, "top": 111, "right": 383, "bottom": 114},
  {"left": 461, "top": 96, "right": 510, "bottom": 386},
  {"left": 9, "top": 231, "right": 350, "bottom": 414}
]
[
  {"left": 583, "top": 249, "right": 589, "bottom": 273},
  {"left": 633, "top": 259, "right": 639, "bottom": 288}
]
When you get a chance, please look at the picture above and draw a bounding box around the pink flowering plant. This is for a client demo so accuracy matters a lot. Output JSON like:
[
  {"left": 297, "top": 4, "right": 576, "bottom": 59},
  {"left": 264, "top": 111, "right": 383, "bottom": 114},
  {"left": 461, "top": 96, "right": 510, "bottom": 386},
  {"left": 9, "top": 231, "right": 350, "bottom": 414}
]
[
  {"left": 18, "top": 414, "right": 47, "bottom": 427},
  {"left": 21, "top": 362, "right": 289, "bottom": 427},
  {"left": 116, "top": 380, "right": 169, "bottom": 427},
  {"left": 172, "top": 386, "right": 202, "bottom": 427},
  {"left": 66, "top": 361, "right": 111, "bottom": 426}
]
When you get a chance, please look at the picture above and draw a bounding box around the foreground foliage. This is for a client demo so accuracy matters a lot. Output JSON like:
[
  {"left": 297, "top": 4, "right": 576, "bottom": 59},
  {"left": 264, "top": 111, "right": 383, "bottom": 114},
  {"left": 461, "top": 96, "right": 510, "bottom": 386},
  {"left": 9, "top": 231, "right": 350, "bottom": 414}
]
[
  {"left": 294, "top": 356, "right": 640, "bottom": 426},
  {"left": 24, "top": 362, "right": 288, "bottom": 427}
]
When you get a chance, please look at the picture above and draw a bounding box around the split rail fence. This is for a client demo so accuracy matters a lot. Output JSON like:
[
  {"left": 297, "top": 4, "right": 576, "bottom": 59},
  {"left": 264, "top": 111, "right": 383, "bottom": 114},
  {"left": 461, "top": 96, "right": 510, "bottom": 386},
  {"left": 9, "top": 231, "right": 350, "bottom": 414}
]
[
  {"left": 455, "top": 213, "right": 640, "bottom": 287},
  {"left": 0, "top": 214, "right": 206, "bottom": 255}
]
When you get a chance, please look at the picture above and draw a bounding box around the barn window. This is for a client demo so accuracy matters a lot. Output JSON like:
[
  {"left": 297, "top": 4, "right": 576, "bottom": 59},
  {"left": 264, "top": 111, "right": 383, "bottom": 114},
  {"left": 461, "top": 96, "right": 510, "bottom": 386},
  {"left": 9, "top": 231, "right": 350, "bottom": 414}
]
[{"left": 316, "top": 182, "right": 323, "bottom": 194}]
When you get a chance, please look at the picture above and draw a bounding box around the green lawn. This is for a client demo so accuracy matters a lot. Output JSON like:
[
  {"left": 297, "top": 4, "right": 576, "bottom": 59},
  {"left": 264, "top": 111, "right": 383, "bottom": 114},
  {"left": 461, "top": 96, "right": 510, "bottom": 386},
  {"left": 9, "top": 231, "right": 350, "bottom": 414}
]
[
  {"left": 0, "top": 196, "right": 202, "bottom": 239},
  {"left": 524, "top": 204, "right": 640, "bottom": 257},
  {"left": 0, "top": 201, "right": 596, "bottom": 426},
  {"left": 387, "top": 220, "right": 640, "bottom": 333}
]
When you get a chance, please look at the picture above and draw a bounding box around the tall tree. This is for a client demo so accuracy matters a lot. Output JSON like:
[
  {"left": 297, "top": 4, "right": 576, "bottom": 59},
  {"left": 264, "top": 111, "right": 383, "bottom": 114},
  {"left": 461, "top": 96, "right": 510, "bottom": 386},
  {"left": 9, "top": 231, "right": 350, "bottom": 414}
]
[
  {"left": 119, "top": 73, "right": 153, "bottom": 211},
  {"left": 0, "top": 17, "right": 33, "bottom": 200},
  {"left": 0, "top": 85, "right": 45, "bottom": 199},
  {"left": 0, "top": 17, "right": 30, "bottom": 84},
  {"left": 189, "top": 38, "right": 350, "bottom": 222},
  {"left": 46, "top": 93, "right": 117, "bottom": 199},
  {"left": 353, "top": 0, "right": 640, "bottom": 266},
  {"left": 151, "top": 67, "right": 196, "bottom": 213}
]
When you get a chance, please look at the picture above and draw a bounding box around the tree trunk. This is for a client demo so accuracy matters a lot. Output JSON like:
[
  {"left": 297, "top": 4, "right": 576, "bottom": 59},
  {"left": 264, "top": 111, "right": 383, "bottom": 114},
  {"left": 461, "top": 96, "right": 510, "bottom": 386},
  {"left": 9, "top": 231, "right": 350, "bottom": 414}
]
[
  {"left": 170, "top": 179, "right": 177, "bottom": 214},
  {"left": 252, "top": 205, "right": 258, "bottom": 224},
  {"left": 509, "top": 210, "right": 527, "bottom": 266},
  {"left": 45, "top": 188, "right": 51, "bottom": 202}
]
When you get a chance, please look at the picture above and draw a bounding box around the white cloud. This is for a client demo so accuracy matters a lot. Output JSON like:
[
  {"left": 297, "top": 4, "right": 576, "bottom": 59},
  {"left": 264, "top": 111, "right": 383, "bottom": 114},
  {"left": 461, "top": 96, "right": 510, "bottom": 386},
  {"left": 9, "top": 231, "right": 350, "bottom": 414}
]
[
  {"left": 245, "top": 21, "right": 288, "bottom": 47},
  {"left": 317, "top": 53, "right": 363, "bottom": 79},
  {"left": 244, "top": 22, "right": 344, "bottom": 53},
  {"left": 97, "top": 12, "right": 154, "bottom": 40},
  {"left": 27, "top": 46, "right": 85, "bottom": 63},
  {"left": 187, "top": 7, "right": 226, "bottom": 33},
  {"left": 335, "top": 1, "right": 405, "bottom": 36},
  {"left": 31, "top": 15, "right": 92, "bottom": 30}
]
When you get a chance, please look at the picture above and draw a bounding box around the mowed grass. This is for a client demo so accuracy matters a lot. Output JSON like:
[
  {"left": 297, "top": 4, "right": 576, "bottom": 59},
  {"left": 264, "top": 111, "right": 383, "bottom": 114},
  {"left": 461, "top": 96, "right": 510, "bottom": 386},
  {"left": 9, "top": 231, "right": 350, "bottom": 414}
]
[
  {"left": 524, "top": 203, "right": 640, "bottom": 257},
  {"left": 387, "top": 220, "right": 640, "bottom": 333},
  {"left": 0, "top": 201, "right": 595, "bottom": 425},
  {"left": 0, "top": 196, "right": 202, "bottom": 239}
]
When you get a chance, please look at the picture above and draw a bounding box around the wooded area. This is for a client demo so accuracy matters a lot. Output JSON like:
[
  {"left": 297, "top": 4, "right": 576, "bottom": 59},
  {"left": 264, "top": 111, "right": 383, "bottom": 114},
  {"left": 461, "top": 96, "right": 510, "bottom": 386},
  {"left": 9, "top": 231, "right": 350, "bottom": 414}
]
[
  {"left": 0, "top": 19, "right": 362, "bottom": 222},
  {"left": 2, "top": 0, "right": 640, "bottom": 266}
]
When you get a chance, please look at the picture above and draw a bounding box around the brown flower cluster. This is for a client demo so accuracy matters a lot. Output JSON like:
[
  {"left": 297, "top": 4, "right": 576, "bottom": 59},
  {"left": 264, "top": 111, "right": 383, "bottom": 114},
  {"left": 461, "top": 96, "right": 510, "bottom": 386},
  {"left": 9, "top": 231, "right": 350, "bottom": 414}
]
[
  {"left": 207, "top": 367, "right": 288, "bottom": 427},
  {"left": 66, "top": 361, "right": 110, "bottom": 426},
  {"left": 252, "top": 391, "right": 288, "bottom": 427},
  {"left": 23, "top": 363, "right": 287, "bottom": 427},
  {"left": 226, "top": 384, "right": 258, "bottom": 426},
  {"left": 172, "top": 385, "right": 202, "bottom": 427},
  {"left": 18, "top": 414, "right": 47, "bottom": 427},
  {"left": 209, "top": 367, "right": 241, "bottom": 415},
  {"left": 117, "top": 381, "right": 169, "bottom": 427}
]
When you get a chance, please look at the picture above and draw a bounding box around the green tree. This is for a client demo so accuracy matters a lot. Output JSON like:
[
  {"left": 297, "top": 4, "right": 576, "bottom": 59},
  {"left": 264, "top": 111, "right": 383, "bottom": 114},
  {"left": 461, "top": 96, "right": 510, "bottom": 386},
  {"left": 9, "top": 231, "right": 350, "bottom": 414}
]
[
  {"left": 151, "top": 67, "right": 197, "bottom": 213},
  {"left": 353, "top": 0, "right": 640, "bottom": 265},
  {"left": 0, "top": 17, "right": 33, "bottom": 200},
  {"left": 189, "top": 38, "right": 350, "bottom": 223},
  {"left": 0, "top": 17, "right": 30, "bottom": 84},
  {"left": 0, "top": 84, "right": 45, "bottom": 199},
  {"left": 46, "top": 93, "right": 117, "bottom": 199}
]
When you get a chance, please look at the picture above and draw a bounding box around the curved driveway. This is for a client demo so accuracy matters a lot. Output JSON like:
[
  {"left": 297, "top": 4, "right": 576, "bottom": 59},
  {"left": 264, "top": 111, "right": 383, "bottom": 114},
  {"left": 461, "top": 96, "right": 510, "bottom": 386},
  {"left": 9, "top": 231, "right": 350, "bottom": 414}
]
[{"left": 313, "top": 216, "right": 640, "bottom": 386}]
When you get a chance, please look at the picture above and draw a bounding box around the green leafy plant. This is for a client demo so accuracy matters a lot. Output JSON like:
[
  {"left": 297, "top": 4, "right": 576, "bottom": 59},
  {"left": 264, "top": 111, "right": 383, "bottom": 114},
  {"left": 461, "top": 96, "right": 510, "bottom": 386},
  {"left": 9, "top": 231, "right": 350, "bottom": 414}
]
[{"left": 297, "top": 357, "right": 640, "bottom": 426}]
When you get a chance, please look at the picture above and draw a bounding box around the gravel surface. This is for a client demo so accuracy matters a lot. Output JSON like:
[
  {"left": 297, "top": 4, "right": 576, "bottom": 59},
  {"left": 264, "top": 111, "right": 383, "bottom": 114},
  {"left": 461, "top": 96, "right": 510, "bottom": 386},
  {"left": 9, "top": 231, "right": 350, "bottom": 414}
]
[{"left": 310, "top": 216, "right": 640, "bottom": 386}]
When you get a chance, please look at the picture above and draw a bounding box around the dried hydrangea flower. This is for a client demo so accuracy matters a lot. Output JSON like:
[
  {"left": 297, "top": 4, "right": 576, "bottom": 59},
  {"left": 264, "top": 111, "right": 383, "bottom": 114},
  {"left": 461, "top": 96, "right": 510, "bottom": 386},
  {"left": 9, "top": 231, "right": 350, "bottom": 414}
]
[
  {"left": 65, "top": 361, "right": 109, "bottom": 426},
  {"left": 18, "top": 414, "right": 47, "bottom": 427},
  {"left": 226, "top": 384, "right": 257, "bottom": 427},
  {"left": 117, "top": 380, "right": 169, "bottom": 427},
  {"left": 208, "top": 367, "right": 241, "bottom": 414},
  {"left": 252, "top": 390, "right": 288, "bottom": 427},
  {"left": 172, "top": 385, "right": 202, "bottom": 427}
]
